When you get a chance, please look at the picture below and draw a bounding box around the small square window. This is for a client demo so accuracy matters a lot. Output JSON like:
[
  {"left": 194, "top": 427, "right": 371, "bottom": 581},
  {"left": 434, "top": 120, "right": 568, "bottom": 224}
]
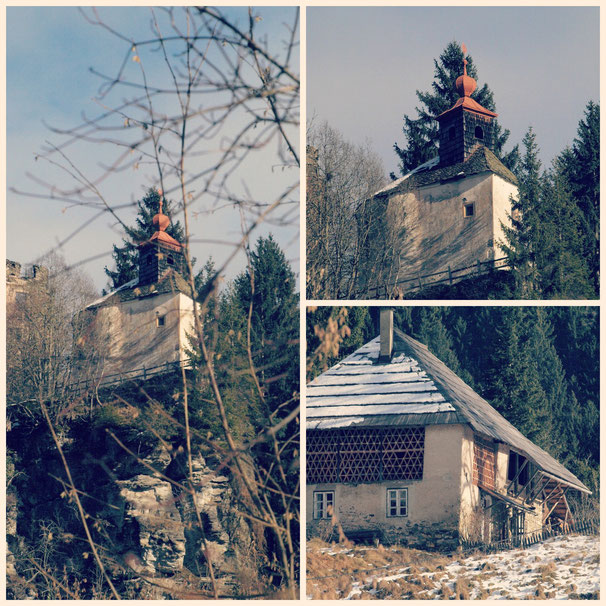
[
  {"left": 313, "top": 491, "right": 334, "bottom": 520},
  {"left": 156, "top": 315, "right": 166, "bottom": 327},
  {"left": 386, "top": 488, "right": 408, "bottom": 517},
  {"left": 463, "top": 203, "right": 475, "bottom": 218}
]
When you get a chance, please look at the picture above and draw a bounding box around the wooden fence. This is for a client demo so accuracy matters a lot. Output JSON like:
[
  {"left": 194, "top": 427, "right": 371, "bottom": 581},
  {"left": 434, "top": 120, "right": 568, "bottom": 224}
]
[
  {"left": 65, "top": 359, "right": 192, "bottom": 394},
  {"left": 460, "top": 518, "right": 598, "bottom": 554},
  {"left": 349, "top": 257, "right": 509, "bottom": 300}
]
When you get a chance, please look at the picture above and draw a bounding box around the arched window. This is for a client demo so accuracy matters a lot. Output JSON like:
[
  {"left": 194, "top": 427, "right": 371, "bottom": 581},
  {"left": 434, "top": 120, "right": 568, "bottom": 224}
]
[{"left": 475, "top": 125, "right": 484, "bottom": 140}]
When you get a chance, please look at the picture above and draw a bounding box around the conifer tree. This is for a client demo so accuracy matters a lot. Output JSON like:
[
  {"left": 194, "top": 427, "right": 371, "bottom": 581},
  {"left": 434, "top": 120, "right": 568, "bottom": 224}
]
[
  {"left": 559, "top": 101, "right": 600, "bottom": 293},
  {"left": 233, "top": 235, "right": 299, "bottom": 425},
  {"left": 481, "top": 308, "right": 552, "bottom": 446},
  {"left": 393, "top": 41, "right": 519, "bottom": 176},
  {"left": 527, "top": 308, "right": 578, "bottom": 457},
  {"left": 415, "top": 308, "right": 474, "bottom": 386},
  {"left": 500, "top": 127, "right": 542, "bottom": 298},
  {"left": 104, "top": 188, "right": 185, "bottom": 291},
  {"left": 536, "top": 163, "right": 594, "bottom": 298}
]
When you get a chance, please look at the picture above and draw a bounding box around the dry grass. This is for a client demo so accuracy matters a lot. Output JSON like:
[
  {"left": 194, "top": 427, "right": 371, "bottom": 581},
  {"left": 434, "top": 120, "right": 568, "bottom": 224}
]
[
  {"left": 537, "top": 561, "right": 557, "bottom": 583},
  {"left": 454, "top": 577, "right": 472, "bottom": 600},
  {"left": 307, "top": 536, "right": 599, "bottom": 600}
]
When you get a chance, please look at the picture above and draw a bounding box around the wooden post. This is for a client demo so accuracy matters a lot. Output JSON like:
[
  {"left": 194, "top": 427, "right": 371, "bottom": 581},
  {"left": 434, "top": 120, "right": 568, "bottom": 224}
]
[{"left": 448, "top": 265, "right": 453, "bottom": 285}]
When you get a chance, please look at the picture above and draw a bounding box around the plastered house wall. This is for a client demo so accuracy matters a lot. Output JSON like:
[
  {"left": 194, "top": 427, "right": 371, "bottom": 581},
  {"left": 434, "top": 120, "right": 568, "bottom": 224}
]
[
  {"left": 459, "top": 425, "right": 480, "bottom": 538},
  {"left": 306, "top": 424, "right": 466, "bottom": 543},
  {"left": 364, "top": 171, "right": 514, "bottom": 288},
  {"left": 491, "top": 174, "right": 518, "bottom": 252}
]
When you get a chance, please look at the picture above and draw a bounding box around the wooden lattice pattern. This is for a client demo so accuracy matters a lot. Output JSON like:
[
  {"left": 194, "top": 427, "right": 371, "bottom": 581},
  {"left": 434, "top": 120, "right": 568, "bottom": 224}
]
[
  {"left": 307, "top": 427, "right": 425, "bottom": 484},
  {"left": 473, "top": 435, "right": 496, "bottom": 489}
]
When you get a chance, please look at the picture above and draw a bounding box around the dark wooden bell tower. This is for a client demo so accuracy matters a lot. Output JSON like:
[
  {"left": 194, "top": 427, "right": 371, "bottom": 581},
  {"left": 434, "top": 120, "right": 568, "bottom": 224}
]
[
  {"left": 137, "top": 199, "right": 186, "bottom": 286},
  {"left": 436, "top": 45, "right": 498, "bottom": 167}
]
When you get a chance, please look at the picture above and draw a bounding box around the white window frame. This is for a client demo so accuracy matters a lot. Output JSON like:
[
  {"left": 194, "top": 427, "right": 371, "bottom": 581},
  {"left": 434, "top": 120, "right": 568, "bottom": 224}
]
[
  {"left": 313, "top": 490, "right": 334, "bottom": 520},
  {"left": 386, "top": 488, "right": 408, "bottom": 517}
]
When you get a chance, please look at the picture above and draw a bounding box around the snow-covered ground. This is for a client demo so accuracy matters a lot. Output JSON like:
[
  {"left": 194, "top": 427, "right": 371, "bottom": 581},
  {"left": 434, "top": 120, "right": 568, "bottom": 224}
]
[{"left": 307, "top": 534, "right": 599, "bottom": 600}]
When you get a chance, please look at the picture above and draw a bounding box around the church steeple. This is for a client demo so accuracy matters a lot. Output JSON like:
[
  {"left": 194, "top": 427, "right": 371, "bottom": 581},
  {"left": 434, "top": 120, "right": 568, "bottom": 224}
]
[
  {"left": 436, "top": 44, "right": 498, "bottom": 167},
  {"left": 137, "top": 195, "right": 186, "bottom": 286}
]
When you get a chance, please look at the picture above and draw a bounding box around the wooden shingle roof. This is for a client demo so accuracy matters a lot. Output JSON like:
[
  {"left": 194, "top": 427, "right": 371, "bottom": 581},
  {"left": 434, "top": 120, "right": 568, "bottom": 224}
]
[{"left": 373, "top": 146, "right": 517, "bottom": 199}]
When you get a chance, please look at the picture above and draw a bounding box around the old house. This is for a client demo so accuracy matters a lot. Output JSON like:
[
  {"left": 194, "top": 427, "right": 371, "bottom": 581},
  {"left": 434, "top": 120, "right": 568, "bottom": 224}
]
[
  {"left": 357, "top": 52, "right": 517, "bottom": 295},
  {"left": 75, "top": 200, "right": 195, "bottom": 387},
  {"left": 306, "top": 309, "right": 590, "bottom": 550}
]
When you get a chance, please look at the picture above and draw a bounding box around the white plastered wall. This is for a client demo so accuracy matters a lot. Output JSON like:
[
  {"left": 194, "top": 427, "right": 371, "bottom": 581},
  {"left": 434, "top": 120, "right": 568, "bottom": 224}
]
[
  {"left": 491, "top": 174, "right": 518, "bottom": 255},
  {"left": 92, "top": 292, "right": 187, "bottom": 382},
  {"left": 177, "top": 293, "right": 196, "bottom": 363},
  {"left": 306, "top": 424, "right": 466, "bottom": 533},
  {"left": 386, "top": 172, "right": 499, "bottom": 281}
]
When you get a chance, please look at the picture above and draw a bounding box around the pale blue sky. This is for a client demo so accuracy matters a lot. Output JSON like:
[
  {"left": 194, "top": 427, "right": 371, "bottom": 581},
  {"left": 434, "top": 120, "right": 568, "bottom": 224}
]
[
  {"left": 7, "top": 7, "right": 299, "bottom": 292},
  {"left": 308, "top": 6, "right": 599, "bottom": 175}
]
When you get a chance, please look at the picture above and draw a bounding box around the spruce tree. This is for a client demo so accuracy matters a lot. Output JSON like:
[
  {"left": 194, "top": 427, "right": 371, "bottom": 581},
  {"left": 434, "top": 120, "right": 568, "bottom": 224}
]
[
  {"left": 104, "top": 188, "right": 185, "bottom": 291},
  {"left": 481, "top": 308, "right": 551, "bottom": 445},
  {"left": 536, "top": 163, "right": 594, "bottom": 298},
  {"left": 559, "top": 101, "right": 600, "bottom": 293},
  {"left": 233, "top": 235, "right": 299, "bottom": 422},
  {"left": 393, "top": 41, "right": 519, "bottom": 176},
  {"left": 415, "top": 308, "right": 474, "bottom": 386},
  {"left": 500, "top": 127, "right": 542, "bottom": 298}
]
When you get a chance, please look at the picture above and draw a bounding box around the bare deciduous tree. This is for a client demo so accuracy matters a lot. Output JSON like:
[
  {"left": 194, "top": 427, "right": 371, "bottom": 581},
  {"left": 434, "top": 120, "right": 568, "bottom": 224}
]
[{"left": 306, "top": 122, "right": 386, "bottom": 299}]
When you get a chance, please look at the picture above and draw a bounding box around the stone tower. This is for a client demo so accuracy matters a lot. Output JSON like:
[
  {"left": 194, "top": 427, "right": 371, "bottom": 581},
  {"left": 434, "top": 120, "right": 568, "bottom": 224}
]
[
  {"left": 357, "top": 45, "right": 518, "bottom": 297},
  {"left": 77, "top": 195, "right": 195, "bottom": 385}
]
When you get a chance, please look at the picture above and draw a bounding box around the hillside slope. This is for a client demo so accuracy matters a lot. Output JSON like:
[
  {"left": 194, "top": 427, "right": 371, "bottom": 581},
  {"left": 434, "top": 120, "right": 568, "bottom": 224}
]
[{"left": 307, "top": 534, "right": 599, "bottom": 600}]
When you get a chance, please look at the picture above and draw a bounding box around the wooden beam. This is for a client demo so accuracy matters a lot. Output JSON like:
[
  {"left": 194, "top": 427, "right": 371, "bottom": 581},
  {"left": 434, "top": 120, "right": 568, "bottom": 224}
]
[
  {"left": 526, "top": 472, "right": 549, "bottom": 504},
  {"left": 507, "top": 457, "right": 529, "bottom": 494},
  {"left": 543, "top": 485, "right": 569, "bottom": 523}
]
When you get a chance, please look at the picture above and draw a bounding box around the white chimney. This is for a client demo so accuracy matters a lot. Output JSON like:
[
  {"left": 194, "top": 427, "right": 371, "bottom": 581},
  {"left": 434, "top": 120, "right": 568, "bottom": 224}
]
[{"left": 379, "top": 308, "right": 393, "bottom": 362}]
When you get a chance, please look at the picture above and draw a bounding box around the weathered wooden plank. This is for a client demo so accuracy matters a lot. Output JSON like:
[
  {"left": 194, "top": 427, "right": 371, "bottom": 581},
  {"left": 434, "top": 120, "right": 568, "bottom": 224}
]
[
  {"left": 307, "top": 401, "right": 456, "bottom": 417},
  {"left": 307, "top": 390, "right": 448, "bottom": 408},
  {"left": 307, "top": 380, "right": 439, "bottom": 397},
  {"left": 310, "top": 371, "right": 428, "bottom": 386}
]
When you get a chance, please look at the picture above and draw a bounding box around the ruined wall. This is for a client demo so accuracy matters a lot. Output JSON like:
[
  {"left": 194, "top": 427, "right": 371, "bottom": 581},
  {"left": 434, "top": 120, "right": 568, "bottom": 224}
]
[
  {"left": 6, "top": 260, "right": 49, "bottom": 307},
  {"left": 306, "top": 424, "right": 466, "bottom": 550}
]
